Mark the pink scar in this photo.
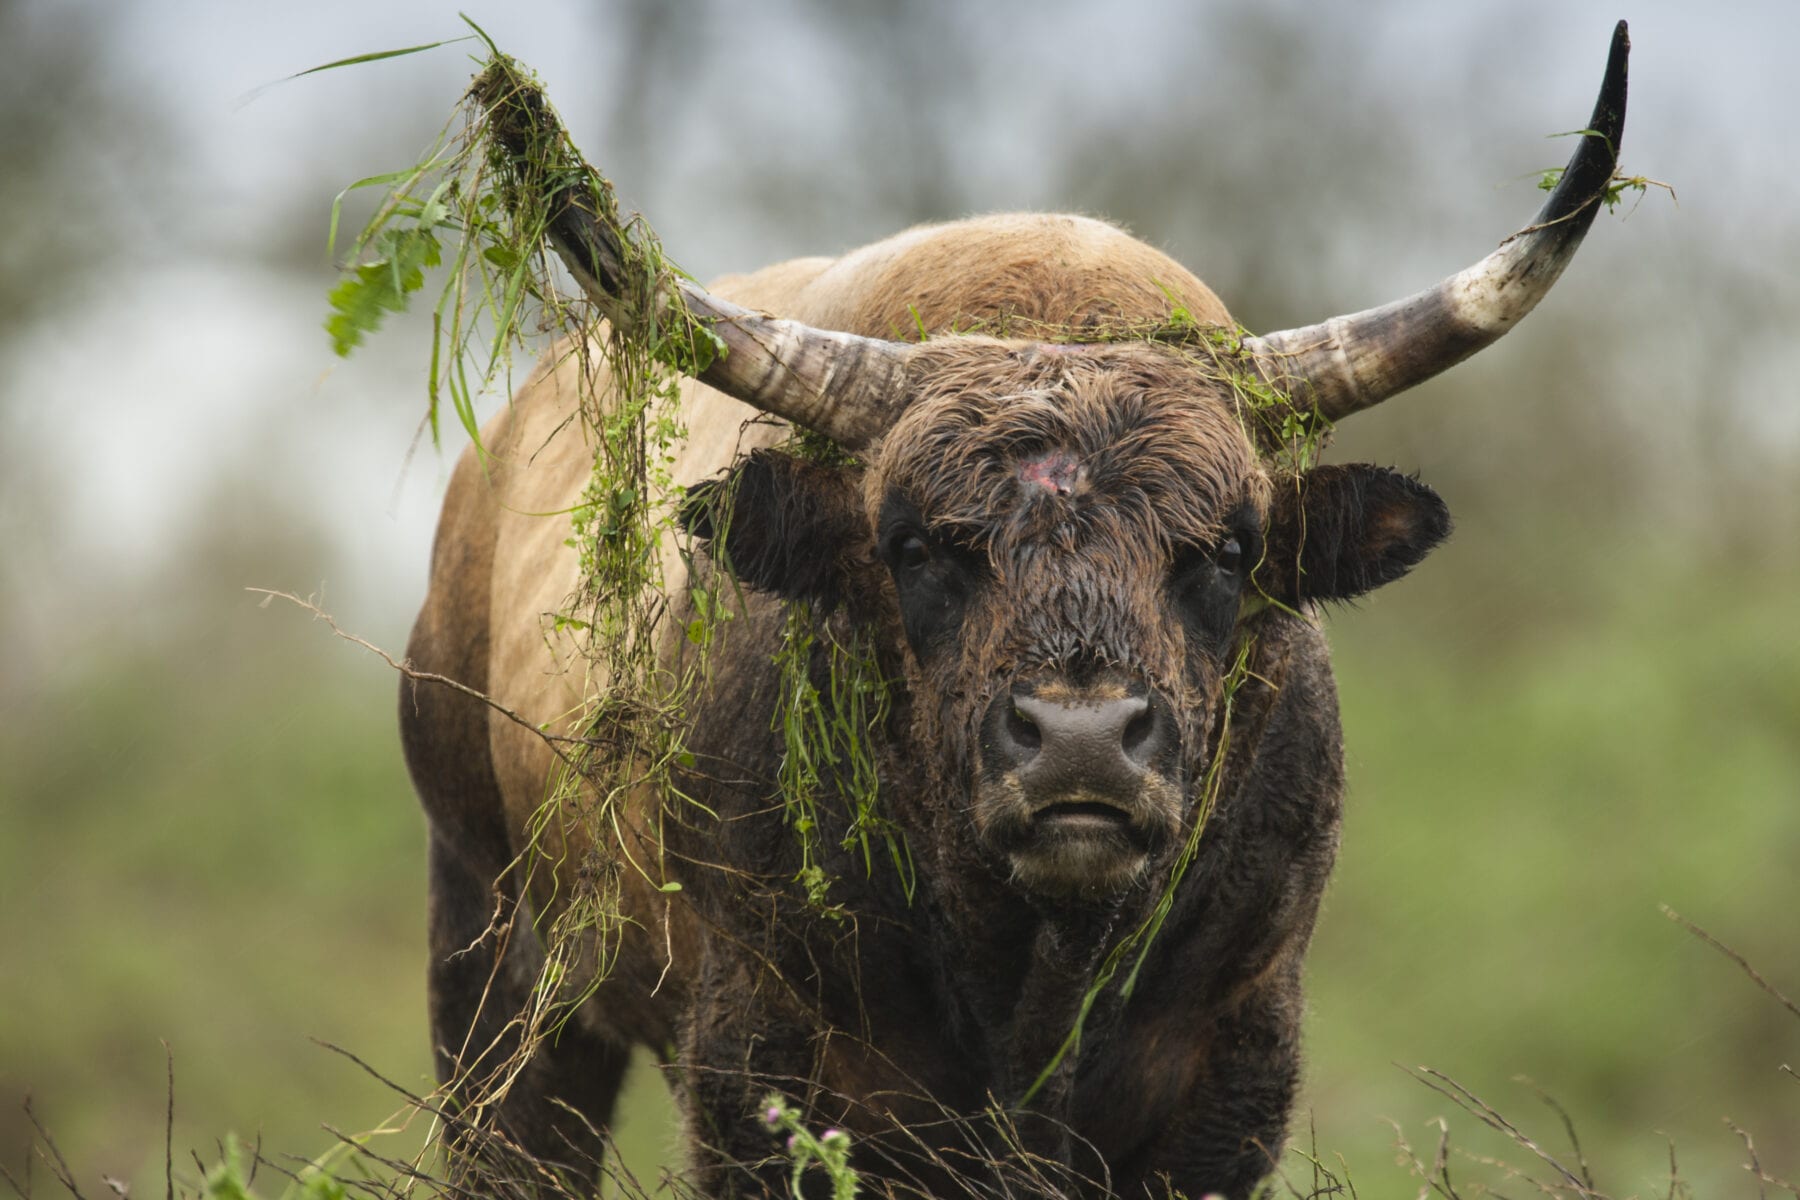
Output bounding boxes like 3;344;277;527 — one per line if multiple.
1019;452;1082;495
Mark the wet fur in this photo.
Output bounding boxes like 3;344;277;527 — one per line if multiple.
402;214;1446;1199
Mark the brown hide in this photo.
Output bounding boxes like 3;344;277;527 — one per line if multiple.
405;212;1292;1195
404;27;1628;1194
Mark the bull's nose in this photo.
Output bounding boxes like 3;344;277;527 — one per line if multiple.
989;689;1173;797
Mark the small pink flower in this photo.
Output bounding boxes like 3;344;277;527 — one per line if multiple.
762;1105;783;1130
821;1129;845;1143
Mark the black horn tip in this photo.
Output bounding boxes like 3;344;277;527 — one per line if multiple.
1535;20;1631;230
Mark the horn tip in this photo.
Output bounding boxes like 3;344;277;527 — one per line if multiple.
1531;21;1630;230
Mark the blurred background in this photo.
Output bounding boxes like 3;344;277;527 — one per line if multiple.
2;0;1794;1195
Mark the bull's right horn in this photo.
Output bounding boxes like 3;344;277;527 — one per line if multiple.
674;285;916;452
546;192;917;449
1243;20;1630;423
476;70;915;452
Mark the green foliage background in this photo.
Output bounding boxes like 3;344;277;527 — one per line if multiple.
1;2;1795;1197
9;533;1790;1196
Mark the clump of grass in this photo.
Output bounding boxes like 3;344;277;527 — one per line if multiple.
1536;127;1676;216
318;34;732;1147
772;601;914;919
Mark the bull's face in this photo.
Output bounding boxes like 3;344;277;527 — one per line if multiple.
870;345;1266;895
687;341;1449;898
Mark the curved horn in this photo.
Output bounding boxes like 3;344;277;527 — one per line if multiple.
1243;20;1630;422
475;70;913;452
549;207;915;450
676;285;915;451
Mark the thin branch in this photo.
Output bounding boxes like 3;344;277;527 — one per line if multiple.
1403;1067;1595;1197
0;1151;31;1200
1513;1076;1595;1194
1658;1133;1687;1200
19;1101;84;1200
1451;1147;1570;1200
1662;906;1800;1020
311;1041;439;1115
161;1042;174;1200
1727;1121;1800;1198
248;588;581;766
1426;1117;1461;1200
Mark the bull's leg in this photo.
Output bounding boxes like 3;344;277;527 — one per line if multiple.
676;944;1046;1200
1111;993;1296;1200
673;947;817;1199
426;832;632;1186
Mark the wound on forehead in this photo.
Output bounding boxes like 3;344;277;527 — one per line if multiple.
1018;451;1083;496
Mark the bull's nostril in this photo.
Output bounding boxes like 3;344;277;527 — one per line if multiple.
1121;705;1155;758
1007;704;1042;753
989;689;1172;784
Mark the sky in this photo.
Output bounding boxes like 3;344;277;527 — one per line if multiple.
3;0;1795;673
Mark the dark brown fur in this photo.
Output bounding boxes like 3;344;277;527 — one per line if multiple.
401;214;1448;1199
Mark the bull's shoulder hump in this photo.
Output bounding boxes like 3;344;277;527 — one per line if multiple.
786;212;1233;338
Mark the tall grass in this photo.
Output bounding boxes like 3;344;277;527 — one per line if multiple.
3;550;1794;1197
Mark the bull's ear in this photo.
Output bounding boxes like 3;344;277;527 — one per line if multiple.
680;449;869;610
1255;464;1451;606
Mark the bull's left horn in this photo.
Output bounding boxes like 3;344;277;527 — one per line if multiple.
1243;20;1630;422
475;68;914;451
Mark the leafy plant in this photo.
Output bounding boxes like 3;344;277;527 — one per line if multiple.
761;1095;860;1200
1536;127;1676;215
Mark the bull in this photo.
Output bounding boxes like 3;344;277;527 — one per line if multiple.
398;23;1628;1200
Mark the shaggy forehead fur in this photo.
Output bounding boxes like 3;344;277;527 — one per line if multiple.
869;339;1272;561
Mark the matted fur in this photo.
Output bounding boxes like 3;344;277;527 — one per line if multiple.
402;212;1436;1200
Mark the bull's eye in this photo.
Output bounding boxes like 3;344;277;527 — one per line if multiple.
1171;531;1255;658
1215;535;1243;574
878;495;983;659
890;531;932;573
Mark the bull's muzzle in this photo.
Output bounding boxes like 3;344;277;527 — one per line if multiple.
976;682;1184;895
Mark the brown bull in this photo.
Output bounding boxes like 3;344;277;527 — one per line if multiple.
399;25;1629;1200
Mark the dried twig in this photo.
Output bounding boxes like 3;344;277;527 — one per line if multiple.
1659;1134;1685;1200
248;588;582;767
1403;1067;1596;1198
1727;1121;1800;1198
0;1141;31;1200
20;1100;84;1200
1513;1077;1595;1195
1661;905;1800;1020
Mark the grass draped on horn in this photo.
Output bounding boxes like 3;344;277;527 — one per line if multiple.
323;28;920;1093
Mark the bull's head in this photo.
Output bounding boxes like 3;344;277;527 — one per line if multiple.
517;25;1628;896
686;340;1453;896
